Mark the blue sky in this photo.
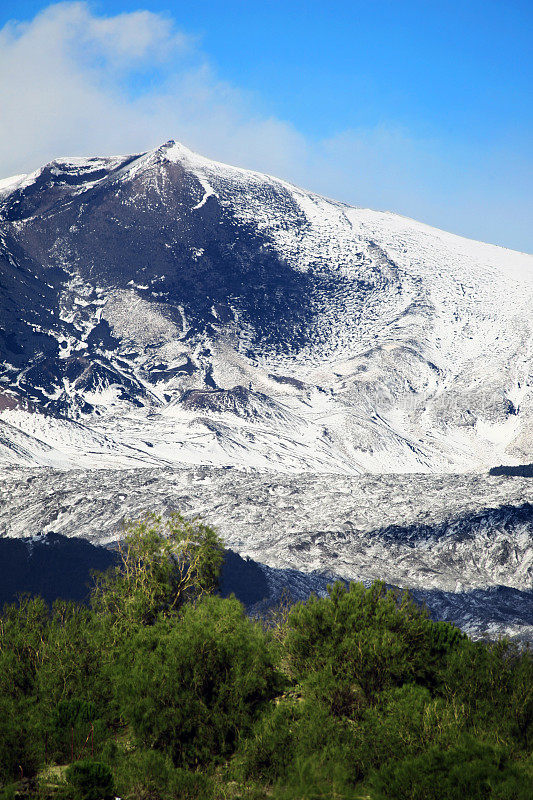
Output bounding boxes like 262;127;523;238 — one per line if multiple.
0;1;532;252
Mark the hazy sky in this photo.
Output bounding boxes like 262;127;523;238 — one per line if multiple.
0;1;531;253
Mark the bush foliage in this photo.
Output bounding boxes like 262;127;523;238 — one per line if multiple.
0;512;531;799
65;760;114;800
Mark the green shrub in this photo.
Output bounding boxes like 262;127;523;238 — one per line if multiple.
113;748;173;800
91;513;224;629
369;738;532;800
114;748;214;800
168;767;213;800
0;595;49;700
350;684;465;777
236;697;360;789
285;581;464;704
272;754;357;800
443;638;533;749
301;665;367;718
65;759;114;800
235;701;300;783
114;594;283;766
0;696;41;782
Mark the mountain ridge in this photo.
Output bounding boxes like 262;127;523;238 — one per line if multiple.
1;140;533;473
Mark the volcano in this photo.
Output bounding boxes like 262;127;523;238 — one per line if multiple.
0;140;532;473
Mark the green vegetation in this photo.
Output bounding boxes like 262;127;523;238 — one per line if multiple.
64;761;114;800
0;513;531;799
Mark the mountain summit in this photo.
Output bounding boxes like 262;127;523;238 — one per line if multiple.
1;141;532;472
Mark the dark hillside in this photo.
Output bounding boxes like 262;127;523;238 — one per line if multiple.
490;464;533;477
0;533;118;606
0;534;269;608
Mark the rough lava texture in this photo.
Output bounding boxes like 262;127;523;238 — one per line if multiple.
0;466;532;639
0;141;532;637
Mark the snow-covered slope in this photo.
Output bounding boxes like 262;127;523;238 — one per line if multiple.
0;140;532;472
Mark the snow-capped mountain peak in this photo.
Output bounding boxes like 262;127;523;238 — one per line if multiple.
0;141;532;473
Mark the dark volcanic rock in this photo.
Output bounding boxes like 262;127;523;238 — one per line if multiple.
180;386;288;419
490;464;533;477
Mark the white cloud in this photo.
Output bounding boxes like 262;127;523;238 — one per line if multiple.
0;2;531;252
0;2;305;176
